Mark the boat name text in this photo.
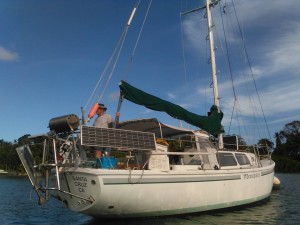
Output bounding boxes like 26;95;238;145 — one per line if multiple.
72;176;88;192
243;173;260;179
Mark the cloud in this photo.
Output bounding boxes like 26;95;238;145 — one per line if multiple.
260;80;300;115
265;22;300;74
143;108;153;114
0;46;19;61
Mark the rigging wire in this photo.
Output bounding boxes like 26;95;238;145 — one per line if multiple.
97;27;129;102
97;0;141;103
218;1;238;135
180;1;188;83
123;0;152;81
132;0;151;56
231;0;272;141
84;28;127;110
217;1;244;137
84;0;141;110
213;0;270;142
218;2;237;101
230;2;263;142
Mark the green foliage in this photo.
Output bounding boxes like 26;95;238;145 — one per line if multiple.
272;120;300;172
272;154;300;173
237;136;248;150
0;139;21;171
273;120;300;160
256;138;273;156
257;138;274;148
0;135;43;173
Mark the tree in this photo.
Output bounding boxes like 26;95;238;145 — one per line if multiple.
257;138;274;156
0;134;45;173
17;134;31;145
257;138;273;147
274;121;300;160
0;139;19;171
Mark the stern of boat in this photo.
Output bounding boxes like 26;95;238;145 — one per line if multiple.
52;169;100;212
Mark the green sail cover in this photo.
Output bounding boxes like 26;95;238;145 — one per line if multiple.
119;80;224;136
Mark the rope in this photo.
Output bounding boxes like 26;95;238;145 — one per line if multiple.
126;151;147;184
128;167;146;184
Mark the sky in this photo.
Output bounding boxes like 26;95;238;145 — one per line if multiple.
1;0;300;145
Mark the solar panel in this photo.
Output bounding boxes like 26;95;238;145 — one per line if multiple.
80;125;156;151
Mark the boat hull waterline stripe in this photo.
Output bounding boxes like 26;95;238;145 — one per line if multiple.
102;174;241;185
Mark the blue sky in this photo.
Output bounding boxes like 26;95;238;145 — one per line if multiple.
1;0;300;145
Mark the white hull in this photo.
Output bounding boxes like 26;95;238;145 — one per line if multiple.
55;160;274;218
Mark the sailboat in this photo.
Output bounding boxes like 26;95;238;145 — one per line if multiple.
16;0;275;218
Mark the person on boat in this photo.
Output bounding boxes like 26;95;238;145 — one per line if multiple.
93;103;121;128
92;103;119;158
93;103;114;128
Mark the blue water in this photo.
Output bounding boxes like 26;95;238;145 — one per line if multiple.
0;173;299;225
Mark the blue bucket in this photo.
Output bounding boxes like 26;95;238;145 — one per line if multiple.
96;157;117;169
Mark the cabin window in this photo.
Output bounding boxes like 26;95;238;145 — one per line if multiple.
217;153;237;166
235;153;250;165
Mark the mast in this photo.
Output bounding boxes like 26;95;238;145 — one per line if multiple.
206;0;224;149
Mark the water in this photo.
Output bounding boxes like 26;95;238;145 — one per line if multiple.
0;173;299;225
